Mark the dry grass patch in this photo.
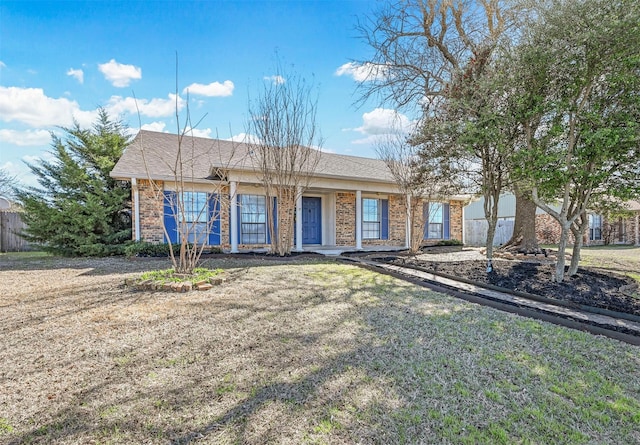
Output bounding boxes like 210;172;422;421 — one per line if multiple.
0;254;638;444
578;245;640;284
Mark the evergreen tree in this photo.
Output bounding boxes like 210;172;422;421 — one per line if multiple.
17;109;132;255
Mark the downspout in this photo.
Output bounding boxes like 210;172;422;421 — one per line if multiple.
356;190;362;250
405;194;411;249
132;178;140;241
635;214;639;246
295;186;303;252
230;181;239;253
461;203;466;245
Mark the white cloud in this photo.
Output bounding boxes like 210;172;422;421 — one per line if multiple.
335;62;388;82
0;61;6;69
182;80;234;97
225;133;260;144
106;93;185;118
66;68;84;84
141;121;167;132
98;59;142;87
2;152;55;189
22;151;55;165
264;75;285;85
355;108;414;135
185;127;212;139
351;108;416;144
0;129;51;146
0;86;96;127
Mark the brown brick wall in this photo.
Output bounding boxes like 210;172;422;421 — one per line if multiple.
417;199;464;246
362;194;406;247
135;184;468;250
602;213;640;245
276;188;296;248
335;192;356;246
137;180;165;243
535;214;575;245
449;200;463;242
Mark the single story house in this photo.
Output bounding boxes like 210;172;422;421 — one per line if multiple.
464;193;640;246
110;130;468;253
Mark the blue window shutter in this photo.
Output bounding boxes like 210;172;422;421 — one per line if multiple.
269;196;277;244
208;193;221;245
423;202;430;239
443;203;450;240
381;199;389;240
163;191;178;244
235;195;242;244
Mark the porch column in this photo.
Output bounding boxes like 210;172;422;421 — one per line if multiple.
405;194;411;249
131;177;140;241
295;188;303;252
636;214;639;246
461;203;466;245
230;181;239;253
356;190;362;250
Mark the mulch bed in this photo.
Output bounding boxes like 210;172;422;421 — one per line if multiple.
389;258;640;317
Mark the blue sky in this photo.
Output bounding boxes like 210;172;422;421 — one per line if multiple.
0;0;415;189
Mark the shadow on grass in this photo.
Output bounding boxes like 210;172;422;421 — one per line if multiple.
5;262;639;444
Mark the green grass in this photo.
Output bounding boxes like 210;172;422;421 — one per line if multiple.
543;245;640;285
0;250;51;259
2;258;639;444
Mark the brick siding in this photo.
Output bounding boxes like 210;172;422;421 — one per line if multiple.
135;183;466;249
335;192;356;246
137;179;165;243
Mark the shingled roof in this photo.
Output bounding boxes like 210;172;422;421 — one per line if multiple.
110;130;395;183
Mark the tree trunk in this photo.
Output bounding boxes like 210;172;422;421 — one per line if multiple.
554;224;570;282
502;187;540;253
484;187;500;273
486;218;497;272
568;211;588;276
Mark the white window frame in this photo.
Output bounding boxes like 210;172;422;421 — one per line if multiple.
589;214;603;241
362;198;381;239
179;191;208;244
240;194;267;244
426;202;444;239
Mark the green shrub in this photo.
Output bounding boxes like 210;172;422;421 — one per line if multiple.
124;241;174;257
124;241;222;257
436;239;463;246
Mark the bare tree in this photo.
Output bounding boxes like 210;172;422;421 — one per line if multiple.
137;130;237;275
134;62;239;274
246;65;323;256
376;129;461;253
355;0;515;112
357;0;521;272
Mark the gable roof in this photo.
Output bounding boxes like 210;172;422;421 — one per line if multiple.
110;130;395;184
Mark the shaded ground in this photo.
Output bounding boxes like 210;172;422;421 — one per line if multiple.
392;258;640;316
1;254;639;444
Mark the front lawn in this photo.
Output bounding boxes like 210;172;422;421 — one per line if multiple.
578;245;640;283
0;256;638;444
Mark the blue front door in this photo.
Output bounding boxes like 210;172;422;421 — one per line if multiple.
302;197;322;244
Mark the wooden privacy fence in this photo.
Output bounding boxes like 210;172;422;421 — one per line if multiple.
0;211;28;252
465;219;514;247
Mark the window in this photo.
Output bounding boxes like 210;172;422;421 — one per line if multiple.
241;195;267;244
426;203;443;239
179;191;208;244
363;198;380;239
589;214;602;241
